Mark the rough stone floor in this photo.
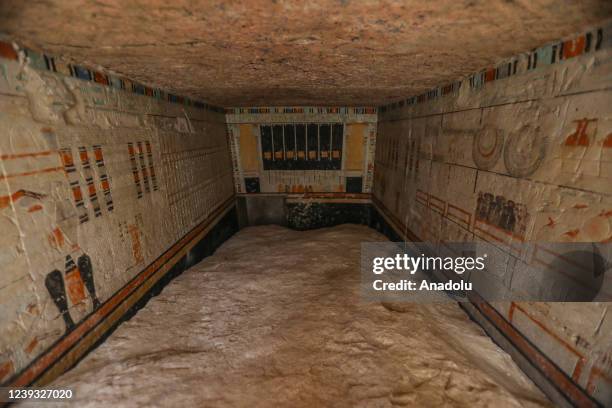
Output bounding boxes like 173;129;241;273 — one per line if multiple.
27;225;551;407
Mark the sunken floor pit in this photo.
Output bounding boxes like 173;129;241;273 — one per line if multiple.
20;225;549;408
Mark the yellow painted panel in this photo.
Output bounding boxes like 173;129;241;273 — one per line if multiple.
239;124;259;172
345;123;366;171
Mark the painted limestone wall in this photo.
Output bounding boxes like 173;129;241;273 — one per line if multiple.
226;107;377;196
374;25;612;404
0;41;234;384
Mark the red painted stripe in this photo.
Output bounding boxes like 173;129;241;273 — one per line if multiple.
6;196;235;388
471;293;597;408
372;196;602;407
0;151;55;160
0;167;63;181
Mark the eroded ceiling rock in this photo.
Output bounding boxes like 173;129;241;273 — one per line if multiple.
1;0;611;106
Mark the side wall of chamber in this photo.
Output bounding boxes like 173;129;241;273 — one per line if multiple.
0;41;235;386
373;24;612;406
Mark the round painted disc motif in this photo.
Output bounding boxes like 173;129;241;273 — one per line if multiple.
504;125;547;177
472;127;504;170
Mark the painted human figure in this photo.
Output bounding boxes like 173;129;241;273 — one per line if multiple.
482;193;495;222
45;270;75;333
500;200;516;233
44;252;100;333
78;254;101;309
489;195;506;227
476;192;488;220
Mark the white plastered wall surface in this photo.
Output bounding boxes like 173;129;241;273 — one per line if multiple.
0;43;234;382
374;25;612;404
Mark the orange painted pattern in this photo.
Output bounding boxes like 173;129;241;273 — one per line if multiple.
58;150;74;168
0;41;18;60
586;366;612;395
71;186;83;202
65;269;87;306
0;360;14;382
428;193;445;214
0;167;63;181
0;190;46;210
373;197;604;406
471;295;598;408
564;118;597;147
128;224;144;264
24;338;38;355
48;228;65;249
446;204;472;229
27;204;43;213
509;302;586;381
0;151;55;160
563;36;586;59
94;149;104;162
5;197;235;388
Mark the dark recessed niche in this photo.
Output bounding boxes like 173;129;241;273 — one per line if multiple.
244;177;260;193
346;176;363;193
